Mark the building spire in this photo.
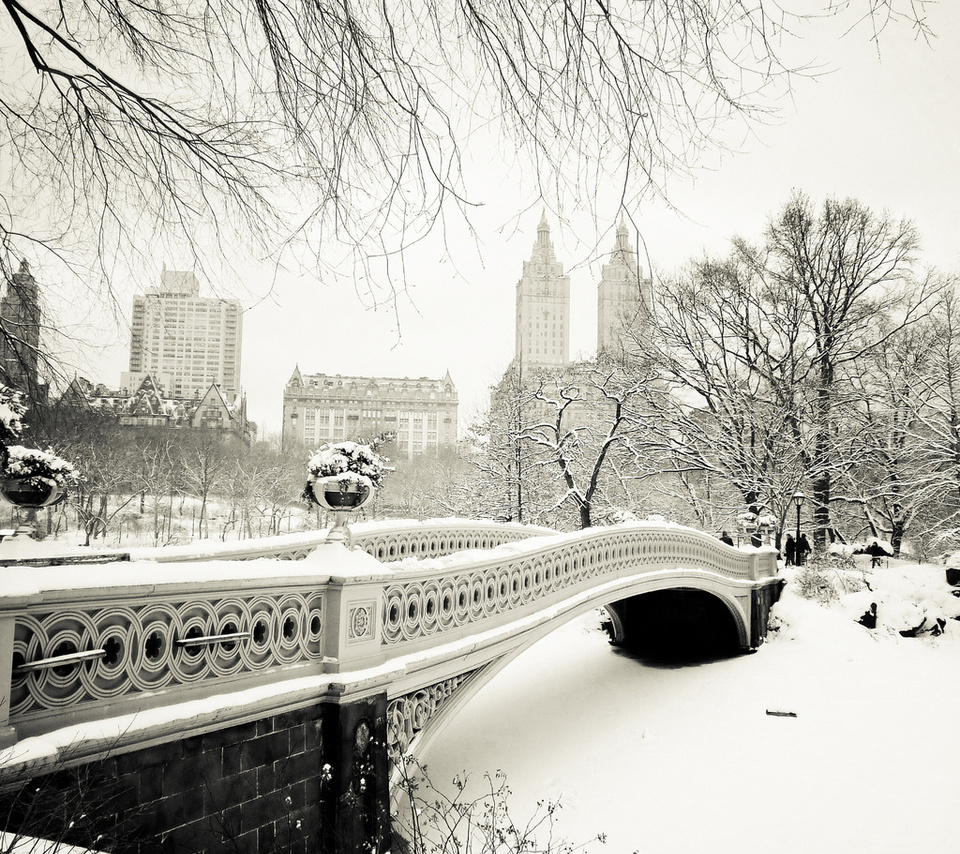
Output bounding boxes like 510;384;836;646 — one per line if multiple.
537;209;550;246
530;210;557;264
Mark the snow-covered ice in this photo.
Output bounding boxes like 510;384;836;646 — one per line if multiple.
419;558;960;853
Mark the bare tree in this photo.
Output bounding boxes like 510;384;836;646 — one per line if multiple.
865;282;960;556
229;441;306;536
517;360;652;529
632;256;808;540
746;192;935;547
178;432;234;537
467;363;554;524
375;449;473;520
0;0;930;304
632;196;939;548
834;318;936;553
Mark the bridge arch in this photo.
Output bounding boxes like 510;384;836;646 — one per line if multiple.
380;534;778;767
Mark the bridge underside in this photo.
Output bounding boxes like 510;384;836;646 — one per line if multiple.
603;589;745;661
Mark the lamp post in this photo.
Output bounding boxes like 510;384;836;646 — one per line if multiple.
287;410;298;450
792;491;805;563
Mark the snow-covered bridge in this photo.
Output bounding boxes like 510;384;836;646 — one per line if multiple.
0;519;781;853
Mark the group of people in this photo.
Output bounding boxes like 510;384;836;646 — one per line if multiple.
719;530;811;565
782;533;811;566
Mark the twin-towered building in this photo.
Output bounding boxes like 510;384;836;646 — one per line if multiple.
515;212;651;370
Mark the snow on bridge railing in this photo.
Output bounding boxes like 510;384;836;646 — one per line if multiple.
0;520;556;772
126;518;557;563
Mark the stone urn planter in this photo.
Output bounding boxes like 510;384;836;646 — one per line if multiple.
0;477;63;509
310;475;373;512
303;441;389;545
309;476;373;544
0;477;65;539
0;446;77;539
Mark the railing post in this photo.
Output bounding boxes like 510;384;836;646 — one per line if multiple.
322;553;388;673
0;612;16;747
319;692;391;853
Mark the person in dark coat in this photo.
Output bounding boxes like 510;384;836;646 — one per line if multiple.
720;530;734;546
784;533;796;566
865;539;889;568
796;533;811;565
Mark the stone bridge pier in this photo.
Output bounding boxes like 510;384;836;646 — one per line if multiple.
0;520;783;853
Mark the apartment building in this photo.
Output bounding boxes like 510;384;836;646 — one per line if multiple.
282;368;458;458
129;269;242;401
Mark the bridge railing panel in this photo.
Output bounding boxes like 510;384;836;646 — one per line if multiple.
375;524;778;651
0;562;338;745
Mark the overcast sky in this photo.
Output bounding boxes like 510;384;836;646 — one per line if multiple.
85;2;960;440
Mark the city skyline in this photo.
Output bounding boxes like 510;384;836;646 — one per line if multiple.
45;0;960;439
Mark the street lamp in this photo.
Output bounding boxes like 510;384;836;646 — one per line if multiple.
792;491;805;556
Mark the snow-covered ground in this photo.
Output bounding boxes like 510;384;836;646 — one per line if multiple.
419;558;960;853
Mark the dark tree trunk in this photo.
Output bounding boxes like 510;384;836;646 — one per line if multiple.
890;518;905;557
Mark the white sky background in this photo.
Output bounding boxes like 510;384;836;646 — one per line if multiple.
80;2;960;439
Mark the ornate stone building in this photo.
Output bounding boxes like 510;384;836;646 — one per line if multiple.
515;213;570;368
282;369;458;458
0;260;43;400
59;374;255;445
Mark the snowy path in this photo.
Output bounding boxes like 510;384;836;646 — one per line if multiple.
421;583;960;853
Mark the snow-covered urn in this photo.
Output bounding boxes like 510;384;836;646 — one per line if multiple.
0;445;79;538
303;441;390;542
1;445;79;507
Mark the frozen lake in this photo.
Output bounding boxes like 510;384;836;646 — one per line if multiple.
420;597;960;853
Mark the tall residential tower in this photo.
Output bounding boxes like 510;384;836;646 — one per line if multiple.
597;220;650;358
128;269;243;401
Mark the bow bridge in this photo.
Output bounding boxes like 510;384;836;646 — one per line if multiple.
0;519;781;853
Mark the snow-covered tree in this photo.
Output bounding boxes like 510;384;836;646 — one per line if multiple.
516;360;654;529
629;255;808;541
751;193;937;547
629;194;940;548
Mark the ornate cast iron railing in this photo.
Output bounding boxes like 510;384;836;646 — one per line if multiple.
379;524;776;647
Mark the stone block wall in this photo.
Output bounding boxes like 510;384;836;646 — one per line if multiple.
0;707;326;853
